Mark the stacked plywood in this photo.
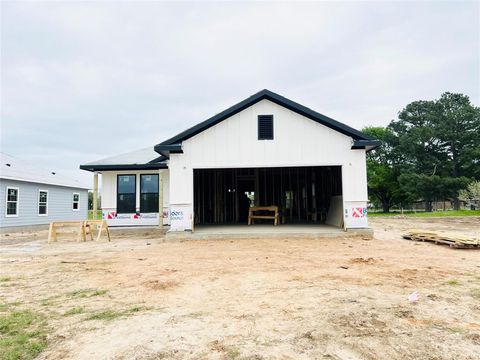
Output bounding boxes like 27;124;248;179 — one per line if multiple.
403;229;480;249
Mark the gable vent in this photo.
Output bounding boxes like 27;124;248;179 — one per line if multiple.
258;115;274;140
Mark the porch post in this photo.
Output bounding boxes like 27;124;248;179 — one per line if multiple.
158;170;163;228
93;172;99;219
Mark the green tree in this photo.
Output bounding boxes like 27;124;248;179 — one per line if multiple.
389;100;445;175
399;174;470;211
363;126;407;212
459;180;480;207
435;93;480;209
388;92;479;210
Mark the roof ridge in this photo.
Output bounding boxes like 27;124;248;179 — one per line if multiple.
155;89;374;153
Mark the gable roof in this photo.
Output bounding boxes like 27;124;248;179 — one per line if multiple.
155;89;380;156
1;152;90;189
80;147;167;172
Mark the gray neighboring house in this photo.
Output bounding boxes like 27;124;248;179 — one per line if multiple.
0;153;90;228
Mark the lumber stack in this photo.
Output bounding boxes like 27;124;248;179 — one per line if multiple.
403;229;480;249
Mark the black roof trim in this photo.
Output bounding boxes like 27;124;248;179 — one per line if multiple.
153;143;183;156
155;89;375;153
148;155;168;164
351;139;382;151
79;163;168;172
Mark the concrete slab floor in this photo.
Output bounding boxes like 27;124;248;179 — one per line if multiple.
167;224;373;240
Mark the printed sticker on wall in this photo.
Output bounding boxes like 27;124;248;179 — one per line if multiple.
351;207;367;218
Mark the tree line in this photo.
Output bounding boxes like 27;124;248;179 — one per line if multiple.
363;92;480;212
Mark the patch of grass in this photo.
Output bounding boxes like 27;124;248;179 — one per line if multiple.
446;279;461;286
86;310;123;321
0;309;48;360
63;307;85;317
369;209;480;217
0;302;21;313
40;289;108;307
0;277;12;283
66;288;108;299
226;347;241;359
471;289;480;300
40;298;56;307
86;306;149;322
128;306;148;313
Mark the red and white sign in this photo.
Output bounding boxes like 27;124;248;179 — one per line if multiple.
351;207;366;218
343;202;368;228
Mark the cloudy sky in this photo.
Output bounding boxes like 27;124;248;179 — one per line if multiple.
1;1;478;185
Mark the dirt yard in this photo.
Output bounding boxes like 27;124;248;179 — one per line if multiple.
1;217;479;360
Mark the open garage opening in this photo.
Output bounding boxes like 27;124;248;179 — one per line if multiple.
193;166;343;227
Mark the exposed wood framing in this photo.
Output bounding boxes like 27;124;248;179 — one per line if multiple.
193;166;342;225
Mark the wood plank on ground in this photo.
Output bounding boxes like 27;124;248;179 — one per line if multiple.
403;229;480;249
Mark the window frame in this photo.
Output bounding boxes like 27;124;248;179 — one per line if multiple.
72;192;80;211
116;174;137;214
140;173;159;213
38;189;48;216
5;186;19;218
257;114;274;140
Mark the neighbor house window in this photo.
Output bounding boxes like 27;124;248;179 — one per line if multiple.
38;190;48;216
5;187;19;217
72;193;80;211
258;115;274;140
140;174;159;213
117;175;136;213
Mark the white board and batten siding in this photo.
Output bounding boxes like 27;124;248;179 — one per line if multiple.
0;179;88;228
168;99;369;231
101;169;170;226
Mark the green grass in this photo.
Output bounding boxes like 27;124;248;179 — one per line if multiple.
86;306;149;321
65;288;108;299
87;210;102;220
0;277;12;283
63;307;85;317
86;310;122;321
41;288;108;306
368;209;480;218
445;279;461;286
0;309;48;360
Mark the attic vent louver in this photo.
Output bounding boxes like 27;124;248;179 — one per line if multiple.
51;172;56;175
6;163;11;167
258;115;274;140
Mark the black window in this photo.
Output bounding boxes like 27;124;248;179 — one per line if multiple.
140;174;159;213
38;190;48;215
72;193;80;210
258;115;274;140
117;175;136;213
